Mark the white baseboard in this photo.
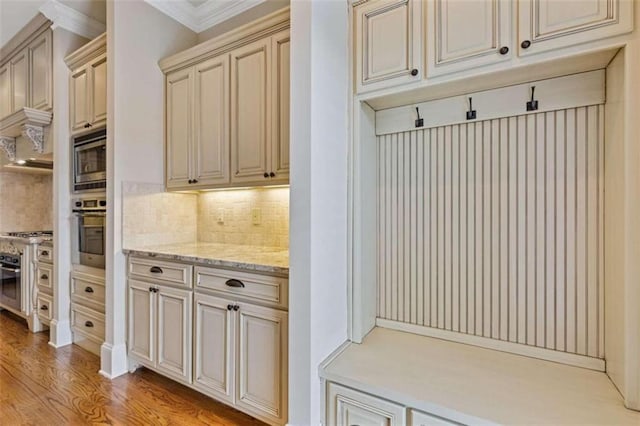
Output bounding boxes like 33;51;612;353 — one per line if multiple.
49;319;73;347
99;342;129;379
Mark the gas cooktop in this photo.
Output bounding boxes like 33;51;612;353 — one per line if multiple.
3;231;53;239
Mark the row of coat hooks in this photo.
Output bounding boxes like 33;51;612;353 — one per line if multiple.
414;86;540;128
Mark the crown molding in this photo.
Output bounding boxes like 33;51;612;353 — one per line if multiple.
39;0;106;40
145;0;268;33
64;32;106;70
0;14;52;63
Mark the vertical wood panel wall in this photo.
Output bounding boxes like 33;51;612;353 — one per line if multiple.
377;106;604;359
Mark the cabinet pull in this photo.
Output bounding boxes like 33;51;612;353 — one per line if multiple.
499;46;509;55
40;305;48;311
41;250;49;256
263;172;269;178
149;286;154;292
227;304;233;311
225;279;245;288
410;68;418;76
269;172;275;178
233;305;240;311
193;179;198;183
40;274;48;280
84;286;94;293
521;40;531;49
149;266;163;274
85;321;94;328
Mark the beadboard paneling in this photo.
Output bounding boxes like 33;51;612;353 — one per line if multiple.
377;105;604;359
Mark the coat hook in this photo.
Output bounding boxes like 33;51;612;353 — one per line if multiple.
466;97;476;120
526;86;539;111
415;107;424;128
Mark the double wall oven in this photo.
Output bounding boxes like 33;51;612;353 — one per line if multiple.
73;197;106;269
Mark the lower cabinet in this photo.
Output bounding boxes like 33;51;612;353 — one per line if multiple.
327;383;459;426
128;279;193;384
194;292;288;425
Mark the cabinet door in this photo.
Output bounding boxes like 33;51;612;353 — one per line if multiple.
89;54;107;127
426;0;512;77
194;293;235;404
193;56;230;187
128;280;155;365
156;285;192;383
354;0;422;93
0;64;10;118
327;383;406;426
10;51;28;112
270;31;290;183
230;38;271;184
70;67;90;132
29;30;52;110
166;68;193;188
236;303;287;424
518;0;634;56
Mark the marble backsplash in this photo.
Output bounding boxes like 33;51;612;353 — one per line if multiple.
122;183;289;249
0;171;53;232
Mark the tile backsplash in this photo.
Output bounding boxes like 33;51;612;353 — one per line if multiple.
198;187;289;248
122;183;289;249
0;171;53;232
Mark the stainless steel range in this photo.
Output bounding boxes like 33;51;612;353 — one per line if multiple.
0;252;22;312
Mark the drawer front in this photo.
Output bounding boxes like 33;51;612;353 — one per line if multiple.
36;293;53;321
327;383;406;426
36;263;53;290
410;409;459;426
71;303;105;342
129;257;193;288
196;266;287;308
37;245;53;263
71;273;105;311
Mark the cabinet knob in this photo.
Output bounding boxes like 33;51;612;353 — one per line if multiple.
188;179;193;184
227;304;233;311
263;172;269;178
233;305;240;311
193;179;198;183
499;46;509;55
149;286;154;292
41;250;49;256
269;172;275;178
85;286;94;293
40;274;48;280
85;321;94;328
40;305;48;311
521;40;531;49
410;68;419;76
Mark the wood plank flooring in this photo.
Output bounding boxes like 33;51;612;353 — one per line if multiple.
0;311;266;426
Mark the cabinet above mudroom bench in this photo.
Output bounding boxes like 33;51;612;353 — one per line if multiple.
159;9;290;191
353;0;634;94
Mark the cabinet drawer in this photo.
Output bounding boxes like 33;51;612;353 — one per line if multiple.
36;293;53;321
410;409;458;426
36;263;53;290
195;266;287;308
128;257;192;288
71;272;105;311
37;245;53;263
71;303;105;342
327;383;406;426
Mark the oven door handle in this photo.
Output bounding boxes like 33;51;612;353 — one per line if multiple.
0;265;20;273
73;210;107;216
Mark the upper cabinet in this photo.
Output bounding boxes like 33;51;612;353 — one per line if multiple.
0;25;52;120
354;0;422;93
518;0;634;55
426;0;512;77
161;8;290;191
65;33;107;134
352;0;634;94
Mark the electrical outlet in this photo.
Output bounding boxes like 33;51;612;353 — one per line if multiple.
251;208;261;225
217;208;224;223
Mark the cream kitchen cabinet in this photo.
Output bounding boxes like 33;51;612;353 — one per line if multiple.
518;0;634;56
426;0;512;77
28;30;53;111
164;30;289;190
0;64;10;118
128;278;193;384
9;50;28;113
165;55;230;190
354;0;422;93
327;383;406;426
65;33;107;134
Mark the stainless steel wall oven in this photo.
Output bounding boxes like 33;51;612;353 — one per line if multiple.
73;198;106;269
73;129;106;192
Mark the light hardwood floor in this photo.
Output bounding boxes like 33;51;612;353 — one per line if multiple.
0;311;266;425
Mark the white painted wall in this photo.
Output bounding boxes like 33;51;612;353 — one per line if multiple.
289;1;349;424
102;0;196;377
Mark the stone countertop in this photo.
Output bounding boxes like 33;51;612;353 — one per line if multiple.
0;235;52;245
123;242;289;276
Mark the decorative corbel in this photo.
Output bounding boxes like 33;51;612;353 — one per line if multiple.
22;124;45;153
0;136;16;161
